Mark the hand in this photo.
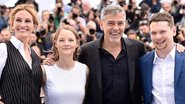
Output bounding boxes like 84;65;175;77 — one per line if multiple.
176;43;185;53
42;57;55;66
0;101;4;104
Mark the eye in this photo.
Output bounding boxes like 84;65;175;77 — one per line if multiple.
59;39;64;42
25;19;32;23
107;22;114;26
151;32;156;35
118;22;124;26
159;31;166;35
69;39;74;42
15;18;22;22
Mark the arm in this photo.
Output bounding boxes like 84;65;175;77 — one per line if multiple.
0;43;7;79
0;43;7;102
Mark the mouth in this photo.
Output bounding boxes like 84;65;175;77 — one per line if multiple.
17;28;29;32
156;40;165;46
110;33;120;37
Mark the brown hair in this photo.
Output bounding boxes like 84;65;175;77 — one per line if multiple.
51;25;80;61
9;4;38;32
149;12;174;28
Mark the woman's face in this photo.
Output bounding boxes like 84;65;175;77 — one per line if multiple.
12;10;35;41
55;29;78;57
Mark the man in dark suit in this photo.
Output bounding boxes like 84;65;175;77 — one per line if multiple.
78;3;146;104
139;12;185;104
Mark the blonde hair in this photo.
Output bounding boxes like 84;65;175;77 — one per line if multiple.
52;25;81;61
9;4;38;32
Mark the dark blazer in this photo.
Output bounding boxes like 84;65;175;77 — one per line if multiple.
139;50;185;104
78;37;146;104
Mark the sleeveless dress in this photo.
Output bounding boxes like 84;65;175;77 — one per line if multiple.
43;61;87;104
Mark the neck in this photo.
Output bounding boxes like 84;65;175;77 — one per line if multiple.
102;39;122;59
156;44;174;59
56;56;75;70
102;38;122;51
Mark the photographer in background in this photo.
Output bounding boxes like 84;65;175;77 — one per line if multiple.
85;20;97;43
53;2;64;28
0;26;12;43
37;20;53;56
175;25;185;46
0;4;8;32
62;4;86;33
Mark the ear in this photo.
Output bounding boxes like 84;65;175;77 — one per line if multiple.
99;20;104;31
172;26;176;36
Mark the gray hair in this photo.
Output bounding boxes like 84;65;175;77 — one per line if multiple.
100;3;126;21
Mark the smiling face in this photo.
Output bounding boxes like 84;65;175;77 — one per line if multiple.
11;10;35;41
150;21;176;53
100;13;125;44
55;29;78;57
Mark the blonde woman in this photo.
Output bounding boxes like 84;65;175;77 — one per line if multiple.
42;25;89;104
0;4;42;104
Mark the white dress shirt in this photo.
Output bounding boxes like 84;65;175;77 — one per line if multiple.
0;36;32;79
152;46;176;104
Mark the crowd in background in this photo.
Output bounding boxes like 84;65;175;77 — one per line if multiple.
1;0;185;58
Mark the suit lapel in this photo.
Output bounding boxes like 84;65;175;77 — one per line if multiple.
174;51;184;85
145;52;155;97
124;38;136;92
91;39;102;90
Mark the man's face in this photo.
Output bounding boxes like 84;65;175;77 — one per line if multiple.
1;29;11;42
150;21;176;52
162;3;172;12
100;13;125;44
139;24;150;35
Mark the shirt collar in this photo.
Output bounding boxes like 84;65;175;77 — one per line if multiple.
99;35;126;51
10;36;24;49
10;36;31;52
153;45;176;64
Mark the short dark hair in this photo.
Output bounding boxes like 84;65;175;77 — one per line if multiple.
149;12;174;28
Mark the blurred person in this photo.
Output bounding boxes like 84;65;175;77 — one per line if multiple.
63;4;86;33
81;1;91;18
138;19;152;43
175;25;185;46
37;20;53;53
14;0;39;12
53;2;64;28
0;4;8;31
0;27;12;43
160;0;182;24
126;29;138;40
85;20;97;42
139;0;161;13
86;8;103;39
41;10;50;23
29;32;46;59
42;25;89;104
139;12;185;104
0;4;43;104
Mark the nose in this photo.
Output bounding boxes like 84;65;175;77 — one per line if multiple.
20;21;26;27
113;24;119;30
64;40;69;46
154;33;162;41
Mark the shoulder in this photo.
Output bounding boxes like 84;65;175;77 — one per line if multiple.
76;61;87;68
42;64;55;72
0;43;7;51
81;39;99;49
124;38;145;47
76;61;89;74
140;51;155;62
